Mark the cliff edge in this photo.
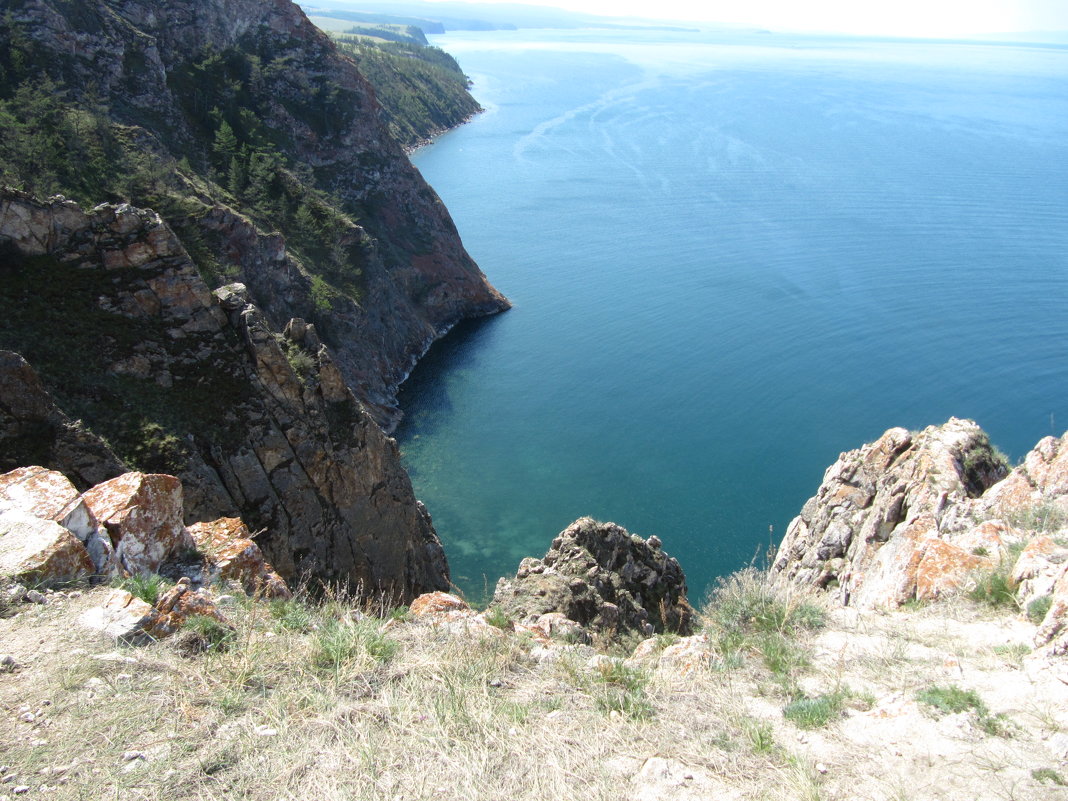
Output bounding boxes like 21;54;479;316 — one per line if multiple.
0;190;448;600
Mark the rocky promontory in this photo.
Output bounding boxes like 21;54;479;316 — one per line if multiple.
773;418;1068;654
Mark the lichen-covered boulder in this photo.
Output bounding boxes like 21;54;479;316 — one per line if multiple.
81;472;195;575
491;518;692;636
146;578;230;639
186;517;290;599
0;466;117;576
410;591;470;618
0;510;94;586
79;579;230;644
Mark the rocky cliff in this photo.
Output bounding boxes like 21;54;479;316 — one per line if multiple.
2;0;508;429
772;418;1068;654
0;190;448;600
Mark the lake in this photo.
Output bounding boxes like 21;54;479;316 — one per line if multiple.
398;28;1068;601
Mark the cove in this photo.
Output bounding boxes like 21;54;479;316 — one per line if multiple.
397;28;1068;601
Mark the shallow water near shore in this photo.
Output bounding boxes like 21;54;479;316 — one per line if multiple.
397;28;1068;601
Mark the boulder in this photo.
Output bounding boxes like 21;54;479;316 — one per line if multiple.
186;517;290;599
0;466;117;575
78;588;164;644
627;633;715;676
81;472;195;575
78;579;230;644
491;518;692;636
409;591;471;619
146;578;230;639
0;510;94;586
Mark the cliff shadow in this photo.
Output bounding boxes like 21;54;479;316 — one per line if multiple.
396;313;506;443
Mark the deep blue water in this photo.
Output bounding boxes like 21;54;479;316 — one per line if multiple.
397;29;1068;601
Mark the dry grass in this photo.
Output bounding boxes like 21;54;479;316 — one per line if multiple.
1;570;1065;801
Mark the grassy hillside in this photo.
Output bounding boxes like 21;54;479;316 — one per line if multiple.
0;568;1063;800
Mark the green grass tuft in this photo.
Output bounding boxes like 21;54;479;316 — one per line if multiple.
1032;768;1068;786
1026;595;1053;625
916;684;1010;736
783;692;845;729
114;573;170;606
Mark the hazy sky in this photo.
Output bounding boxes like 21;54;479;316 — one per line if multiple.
426;0;1068;36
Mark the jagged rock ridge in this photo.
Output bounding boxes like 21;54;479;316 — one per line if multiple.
491;517;692;636
772;418;1068;654
0;191;448;601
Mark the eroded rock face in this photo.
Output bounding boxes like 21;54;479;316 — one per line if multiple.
10;0;509;430
0;192;449;601
491;518;692;636
771;419;1011;607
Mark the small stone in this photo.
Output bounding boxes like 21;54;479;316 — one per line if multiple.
1;777;13;784
23;590;46;605
253;725;278;737
67;591;82;599
0;655;16;671
816;763;828;774
12;787;28;795
121;751;144;762
115;673;133;681
18;713;34;724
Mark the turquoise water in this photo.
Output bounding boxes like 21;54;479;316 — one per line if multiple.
398;29;1068;600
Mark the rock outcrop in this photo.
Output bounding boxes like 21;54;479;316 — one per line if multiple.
772;420;1068;654
0;191;449;601
771;419;1011;607
0;465;287;603
6;0;509;429
491;518;692;636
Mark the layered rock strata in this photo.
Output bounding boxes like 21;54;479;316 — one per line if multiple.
492;517;693;636
0;192;448;600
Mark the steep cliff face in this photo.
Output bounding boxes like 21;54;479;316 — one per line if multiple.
0;190;449;600
3;0;508;428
